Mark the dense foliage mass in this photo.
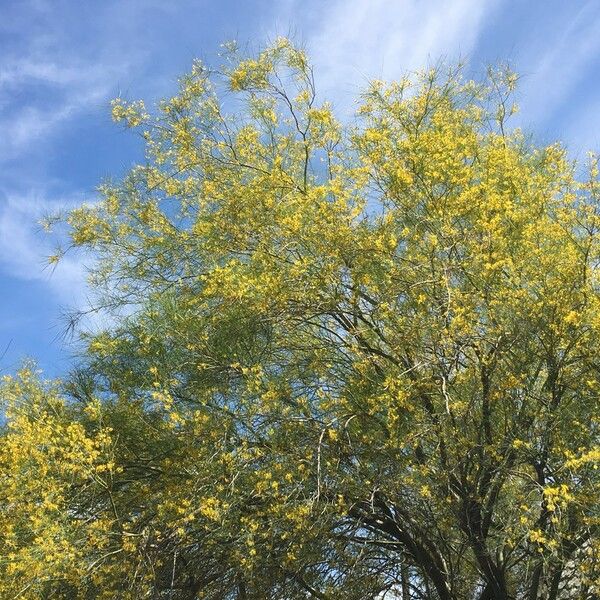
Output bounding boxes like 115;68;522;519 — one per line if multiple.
1;39;599;599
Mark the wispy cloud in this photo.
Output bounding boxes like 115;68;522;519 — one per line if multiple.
0;192;89;306
0;1;146;317
0;92;106;162
516;1;600;138
0;55;131;162
302;0;503;112
0;58;98;88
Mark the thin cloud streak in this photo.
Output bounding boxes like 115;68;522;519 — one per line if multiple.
303;0;503;112
0;55;132;162
0;192;89;306
516;1;600;135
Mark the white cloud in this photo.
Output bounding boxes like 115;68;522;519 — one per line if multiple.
0;59;94;88
0;192;89;307
0;56;129;161
0;96;99;161
517;2;600;131
0;2;173;335
302;0;502;112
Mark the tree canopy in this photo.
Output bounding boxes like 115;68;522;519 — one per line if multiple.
1;39;599;599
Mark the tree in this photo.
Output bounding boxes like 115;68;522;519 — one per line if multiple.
1;38;599;599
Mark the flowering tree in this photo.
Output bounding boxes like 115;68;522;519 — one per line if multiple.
1;39;599;599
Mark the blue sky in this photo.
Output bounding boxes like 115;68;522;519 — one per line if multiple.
1;0;599;377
